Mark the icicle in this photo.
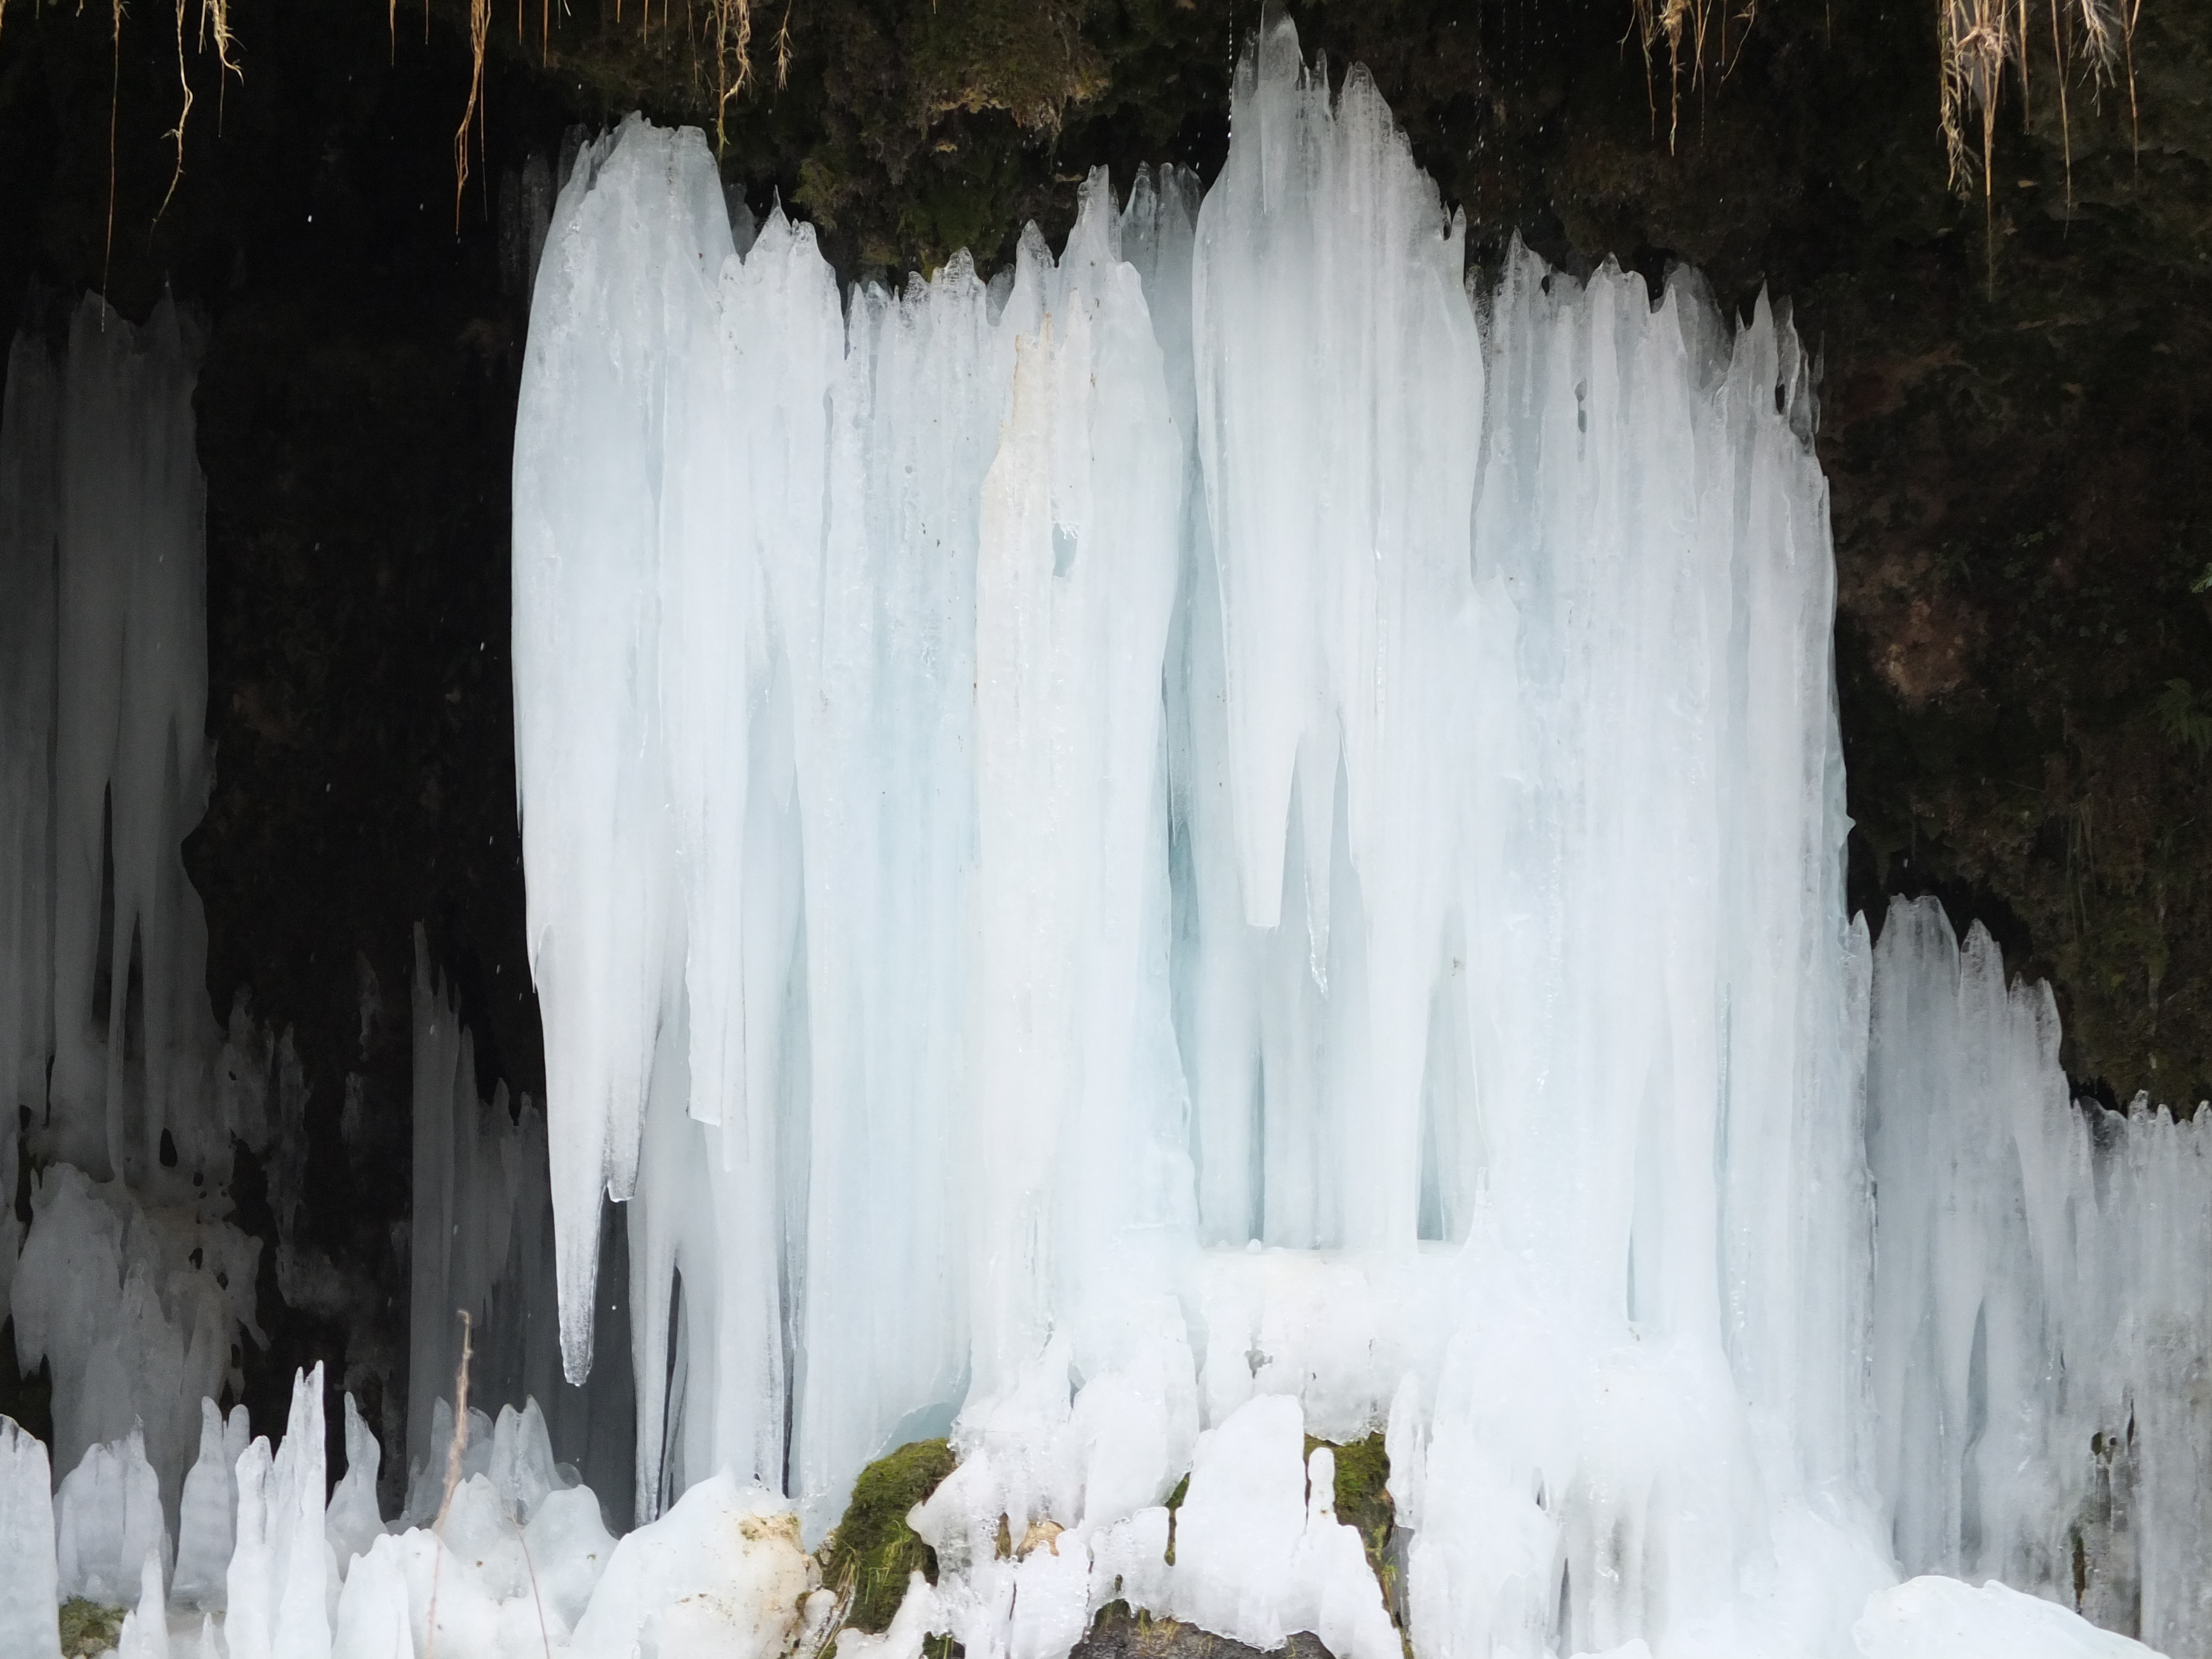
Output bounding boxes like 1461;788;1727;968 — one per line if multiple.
1866;896;2212;1651
173;1398;249;1609
0;1416;62;1658
226;1365;331;1659
54;1424;172;1606
45;294;219;1183
512;117;730;1380
114;1550;173;1659
325;1394;386;1581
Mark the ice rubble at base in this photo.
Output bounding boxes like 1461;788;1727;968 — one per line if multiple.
0;1371;831;1659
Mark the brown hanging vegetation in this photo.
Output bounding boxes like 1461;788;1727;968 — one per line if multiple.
1627;0;2139;206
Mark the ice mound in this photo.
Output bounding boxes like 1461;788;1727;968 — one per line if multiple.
1854;1577;2162;1658
55;1424;172;1605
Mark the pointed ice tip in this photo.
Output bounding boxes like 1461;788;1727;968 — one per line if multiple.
561;1315;596;1388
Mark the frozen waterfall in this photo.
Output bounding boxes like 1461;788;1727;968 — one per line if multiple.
494;12;2158;1659
0;9;2205;1659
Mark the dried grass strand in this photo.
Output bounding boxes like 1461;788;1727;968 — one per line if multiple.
455;0;490;228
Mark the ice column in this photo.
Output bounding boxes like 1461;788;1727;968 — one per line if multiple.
513;40;1885;1646
0;298;259;1524
226;1365;331;1659
405;924;531;1473
0;1415;62;1659
0;331;59;1311
46;296;220;1181
1190;18;1484;1249
511;118;729;1378
1867;895;2212;1655
966;172;1187;1401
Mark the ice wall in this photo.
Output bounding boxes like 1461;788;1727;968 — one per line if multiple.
1867;895;2212;1654
510;14;1897;1655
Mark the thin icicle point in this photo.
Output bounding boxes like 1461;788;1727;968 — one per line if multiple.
227;1365;331;1659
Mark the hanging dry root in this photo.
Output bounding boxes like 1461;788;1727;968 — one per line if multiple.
1939;0;2132;203
454;0;490;227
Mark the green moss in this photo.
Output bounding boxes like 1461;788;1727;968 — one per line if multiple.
908;0;1107;136
59;1599;126;1658
1161;1470;1190;1565
1307;1432;1401;1627
824;1437;960;1633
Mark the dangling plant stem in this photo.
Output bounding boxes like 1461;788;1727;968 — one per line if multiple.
454;0;489;230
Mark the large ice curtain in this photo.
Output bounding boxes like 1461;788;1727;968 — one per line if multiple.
509;11;1888;1654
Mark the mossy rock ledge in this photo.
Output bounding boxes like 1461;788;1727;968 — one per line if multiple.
58;1598;127;1658
825;1436;962;1634
831;1430;1400;1659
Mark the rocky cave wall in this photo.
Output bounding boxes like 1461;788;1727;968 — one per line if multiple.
1;0;2208;1474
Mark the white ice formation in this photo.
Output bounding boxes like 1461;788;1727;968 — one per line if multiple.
501;13;2205;1659
0;295;268;1522
1865;896;2212;1652
0;9;2206;1659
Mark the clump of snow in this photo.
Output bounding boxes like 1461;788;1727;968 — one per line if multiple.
1855;1577;2163;1659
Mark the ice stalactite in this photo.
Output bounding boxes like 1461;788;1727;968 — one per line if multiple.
1867;895;2212;1654
404;926;634;1521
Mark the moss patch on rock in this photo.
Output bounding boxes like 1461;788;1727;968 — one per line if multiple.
59;1599;126;1658
1076;1601;1334;1659
1307;1432;1394;1601
825;1437;960;1633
